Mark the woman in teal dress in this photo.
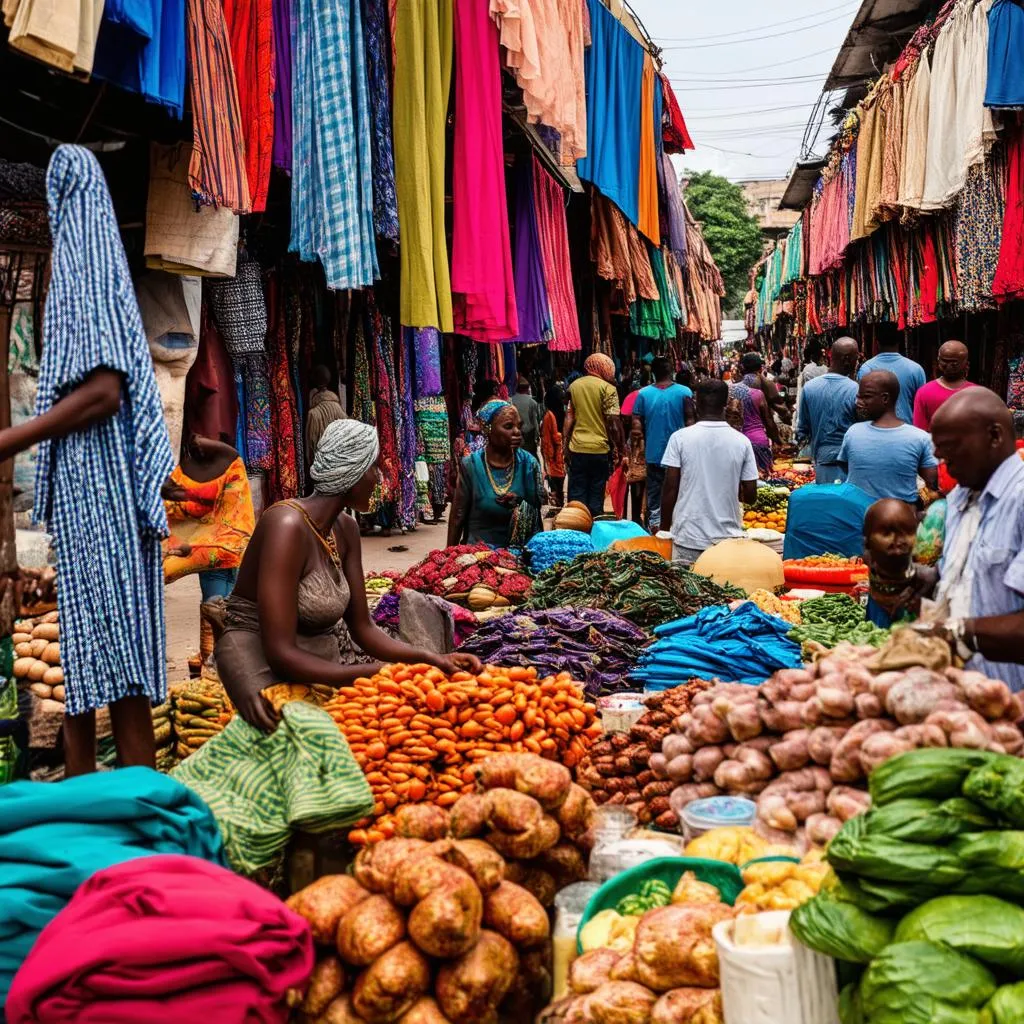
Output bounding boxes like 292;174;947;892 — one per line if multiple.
448;400;545;548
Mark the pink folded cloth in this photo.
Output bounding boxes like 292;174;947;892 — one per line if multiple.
6;854;313;1024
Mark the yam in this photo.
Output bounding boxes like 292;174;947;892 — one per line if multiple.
317;995;365;1024
29;639;48;658
13;657;33;679
448;793;491;839
397;997;452;1024
28;660;48;681
555;784;596;838
14;642;32;658
41;611;59;625
395;803;450;842
42;642;60;666
38;698;66;715
12;632;32;646
286;875;371;945
407;868;482;958
485;814;560;860
31;622;59;642
28;682;52;699
301;956;346;1017
392;855;468;907
354;838;430;896
43;667;64;687
435;930;518;1024
651;987;723;1024
437;839;505;893
336;894;407;966
569;950;622;994
352;941;431;1024
503;863;558;907
482;881;550;948
487;788;543;833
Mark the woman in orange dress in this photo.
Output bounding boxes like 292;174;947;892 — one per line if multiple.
540;385;566;512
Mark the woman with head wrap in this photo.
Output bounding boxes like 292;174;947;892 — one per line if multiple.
563;353;624;518
216;419;482;731
448;400;545;549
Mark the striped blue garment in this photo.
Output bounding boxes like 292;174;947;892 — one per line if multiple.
289;0;379;289
33;146;175;715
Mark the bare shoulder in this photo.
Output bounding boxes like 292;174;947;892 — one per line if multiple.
258;502;308;541
334;511;362;556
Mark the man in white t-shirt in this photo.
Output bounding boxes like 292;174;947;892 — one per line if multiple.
660;379;759;564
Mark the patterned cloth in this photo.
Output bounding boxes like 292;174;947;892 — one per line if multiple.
398;322;419;527
363;0;400;242
290;0;378;288
241;357;274;473
410;326;443;396
207;260;267;357
414;397;450;464
265;273;301;501
34;147;174;716
171;701;373;875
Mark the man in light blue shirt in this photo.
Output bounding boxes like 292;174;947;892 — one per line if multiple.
796;337;859;484
838;371;938;504
857;339;926;425
926;389;1024;692
633;357;692;530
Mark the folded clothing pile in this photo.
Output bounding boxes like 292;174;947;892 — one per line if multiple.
0;768;225;1013
5;855;313;1024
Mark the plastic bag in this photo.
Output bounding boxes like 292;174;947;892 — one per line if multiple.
894;895;1024;975
607;465;627;521
790;893;894;964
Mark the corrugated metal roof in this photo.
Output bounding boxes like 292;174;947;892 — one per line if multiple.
779;160;828;212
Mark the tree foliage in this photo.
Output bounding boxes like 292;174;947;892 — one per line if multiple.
683;170;764;318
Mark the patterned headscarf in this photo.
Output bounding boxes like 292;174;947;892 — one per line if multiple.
311;419;380;496
584;353;616;384
477;399;513;430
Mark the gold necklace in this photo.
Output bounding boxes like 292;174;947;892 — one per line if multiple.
281;500;341;567
484;454;515;496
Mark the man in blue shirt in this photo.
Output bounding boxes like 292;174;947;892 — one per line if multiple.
796;337;859;484
633;357;691;530
857;338;926;425
838;371;938;504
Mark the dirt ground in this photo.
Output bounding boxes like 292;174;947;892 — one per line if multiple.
163;521;450;677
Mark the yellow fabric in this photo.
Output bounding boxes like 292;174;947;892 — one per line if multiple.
7;0;104;73
569;375;620;455
636;54;660;247
394;0;454;332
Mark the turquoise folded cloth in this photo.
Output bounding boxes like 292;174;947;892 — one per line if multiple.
0;767;225;1013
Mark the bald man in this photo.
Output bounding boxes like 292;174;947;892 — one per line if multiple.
838;370;938;504
913;340;975;431
796;337;860;483
858;337;926;424
922;389;1024;691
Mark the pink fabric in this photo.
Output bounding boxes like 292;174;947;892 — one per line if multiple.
6;855;314;1024
452;0;518;342
533;157;582;351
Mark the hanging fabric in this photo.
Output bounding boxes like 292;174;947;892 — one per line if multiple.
363;0;400;243
533;157;581;351
993;120;1024;304
394;0;454;330
397;323;419;529
660;73;694;154
451;0;517;342
636;53;661;246
577;0;644;226
896;51;931;216
184;0;251;212
954;154;1004;312
264;273;301;502
223;0;275;212
290;0;378;288
271;0;293;172
509;159;552;344
985;0;1024;109
6;0;104;74
408;327;443;397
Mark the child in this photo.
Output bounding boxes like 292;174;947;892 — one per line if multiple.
863;498;923;628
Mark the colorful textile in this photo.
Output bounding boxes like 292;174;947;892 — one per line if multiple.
955;155;1004;312
367;300;401;508
458;447;544;547
630;244;675;340
394;0;454;329
271;0;293;172
185;302;239;444
172;702;373;874
509;159;552;344
637;54;660;246
398;318;419;527
163;457;254;583
985;0;1024;108
34;147;174;716
363;0;400;242
583;353;616;384
223;0;275;213
590;191;659;308
534;157;581;351
993;120;1024;304
264;274;302;500
409;327;443;397
184;0;251;212
414;397;450;464
0;768;226;1014
241;358;274;473
5;854;313;1024
660;73;694;154
452;0;517;341
291;0;378;288
541;408;565;478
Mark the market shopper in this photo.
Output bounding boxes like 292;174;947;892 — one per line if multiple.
795;337;860;484
913;340;975;431
306;364;346;463
218;419;482;731
660;379;759;565
0;146;176;775
632;356;691;530
739;352;790;427
540;386;566;513
858;337;926;425
838;371;938;504
728;366;776;476
448;400;545;548
922;389;1024;691
563;353;624;517
510;376;542;458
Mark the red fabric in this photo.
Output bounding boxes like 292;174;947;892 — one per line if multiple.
533;157;581;352
223;0;275;213
660;74;694;153
993;120;1024;305
5;855;313;1024
607;464;627;519
915;228;939;325
265;274;301;502
184;304;239;443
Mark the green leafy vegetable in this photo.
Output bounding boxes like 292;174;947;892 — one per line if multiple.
790;893;894;964
868;749;1000;807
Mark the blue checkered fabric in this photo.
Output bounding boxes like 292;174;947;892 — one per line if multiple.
290;0;379;289
33;146;174;715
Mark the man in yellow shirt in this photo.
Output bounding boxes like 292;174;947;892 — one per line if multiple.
563;354;624;517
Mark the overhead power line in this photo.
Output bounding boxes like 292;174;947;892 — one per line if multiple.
692;47;840;77
660;10;856;50
683;102;820;121
654;0;857;43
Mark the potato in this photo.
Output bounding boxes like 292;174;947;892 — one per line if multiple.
398;997;452;1024
43;666;64;686
41;611;59;625
512;755;572;810
608;952;640;983
482;881;549;948
485;815;560;860
13;657;33;679
336;894;406;966
28;660;48;681
28;682;52;699
42;642;60;666
474;752;518;790
316;995;365;1024
448;793;491;839
38;698;65;715
51;684;66;703
392;854;468;907
651;987;723;1024
29;639;48;658
286;875;370;945
352;941;430;1024
408;868;483;958
583;981;658;1024
435;930;519;1024
556;784;597;839
395;804;450;842
354;838;430;896
503;863;557;907
14;642;32;658
12;632;32;646
537;843;588;889
487;788;543;833
569;950;622;994
31;623;59;641
301;956;346;1016
435;839;504;893
634;904;734;991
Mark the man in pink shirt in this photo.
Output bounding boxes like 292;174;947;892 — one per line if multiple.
913;340;976;432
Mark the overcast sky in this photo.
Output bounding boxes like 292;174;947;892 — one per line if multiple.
628;0;858;183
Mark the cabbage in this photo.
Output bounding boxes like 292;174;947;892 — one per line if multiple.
789;893;894;964
868;749;1001;807
950;831;1024;901
963;760;1024;828
838;983;864;1024
863;798;994;844
894;895;1024;974
858;941;996;1024
986;983;1024;1024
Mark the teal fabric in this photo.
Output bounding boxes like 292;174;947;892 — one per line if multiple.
590;518;650;550
0;767;225;1012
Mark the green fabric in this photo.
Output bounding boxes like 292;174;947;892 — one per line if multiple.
172;701;374;875
0;767;225;1012
630;244;677;340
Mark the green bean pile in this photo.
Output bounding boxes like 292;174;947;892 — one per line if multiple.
788;593;891;649
525;550;743;629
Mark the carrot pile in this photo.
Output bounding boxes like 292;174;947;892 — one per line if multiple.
323;663;601;844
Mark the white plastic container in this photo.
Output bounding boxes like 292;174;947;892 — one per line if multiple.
680;796;757;842
713;911;840;1024
596;692;646;733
